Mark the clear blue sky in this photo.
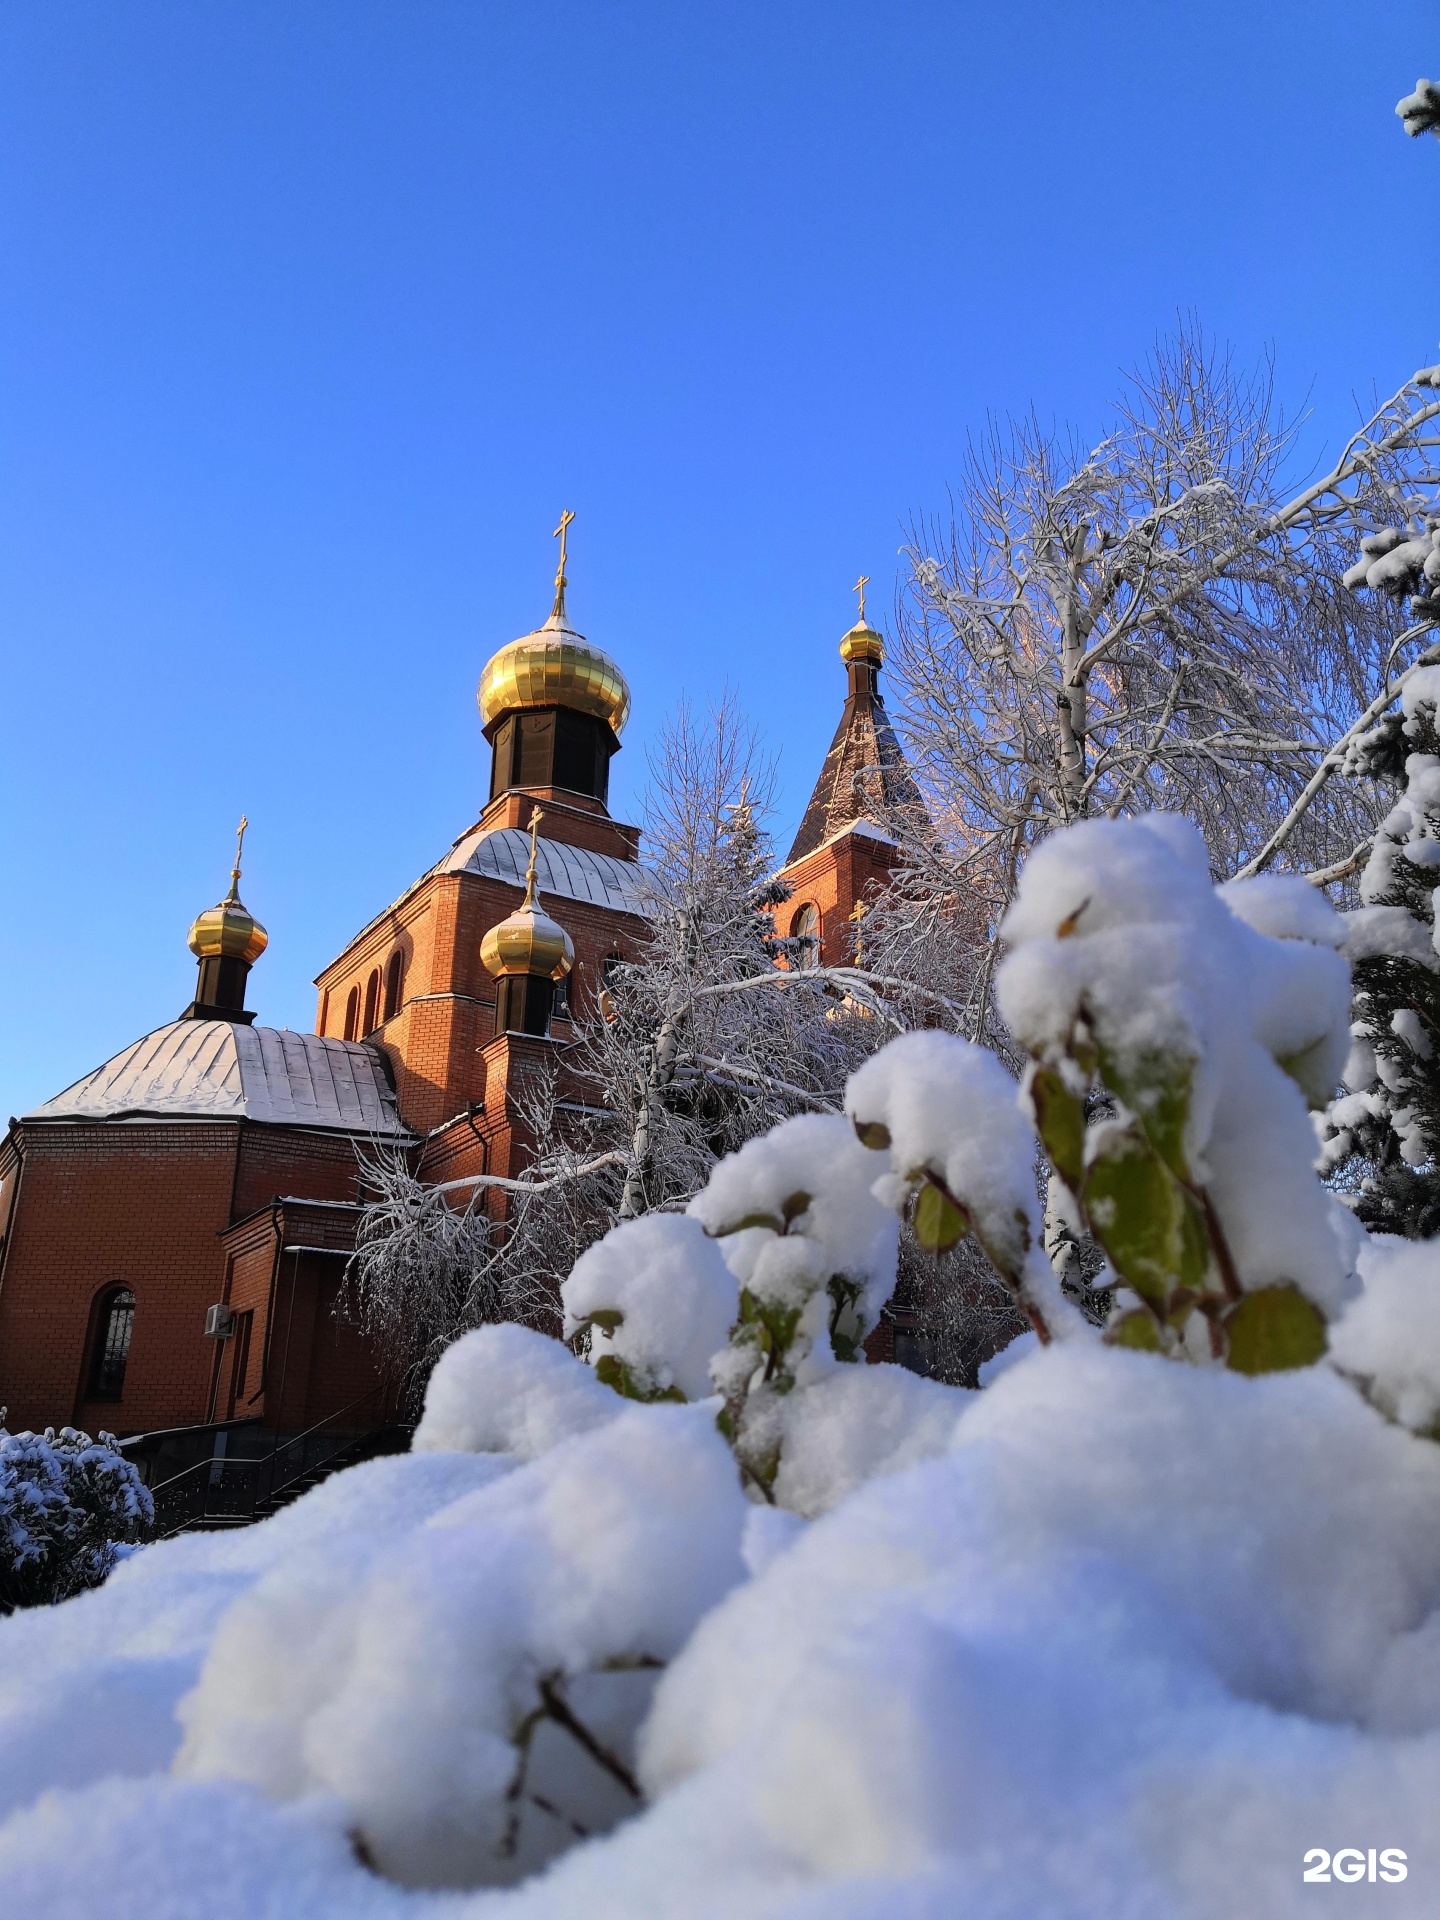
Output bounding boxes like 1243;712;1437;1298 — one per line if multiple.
1;1;1435;1120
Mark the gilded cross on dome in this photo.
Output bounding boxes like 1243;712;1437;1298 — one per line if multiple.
552;510;576;618
227;816;249;902
853;574;870;623
523;806;545;906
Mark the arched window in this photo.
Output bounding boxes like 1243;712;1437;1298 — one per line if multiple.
363;968;381;1035
597;953;627;1022
344;985;360;1042
382;949;405;1022
318;988;330;1034
790;903;820;968
89;1288;135;1402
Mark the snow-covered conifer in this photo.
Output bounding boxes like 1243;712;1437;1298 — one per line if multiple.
1322;669;1440;1234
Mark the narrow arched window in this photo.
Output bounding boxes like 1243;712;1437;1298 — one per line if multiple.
597;953;627;1022
89;1288;135;1401
790;903;820;968
382;949;404;1022
363;968;381;1035
344;985;360;1042
318;988;330;1034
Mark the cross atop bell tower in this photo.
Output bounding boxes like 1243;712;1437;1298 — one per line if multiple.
551;508;576;620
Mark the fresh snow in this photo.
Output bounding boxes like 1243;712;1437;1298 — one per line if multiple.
5;813;1440;1917
5;1313;1440;1916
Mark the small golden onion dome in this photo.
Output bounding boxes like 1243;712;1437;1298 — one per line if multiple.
187;821;268;964
839;617;884;666
480;901;574;982
479;812;575;982
478;609;631;736
187;886;268;965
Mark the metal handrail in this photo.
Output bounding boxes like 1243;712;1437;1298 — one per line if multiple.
146;1384;403;1533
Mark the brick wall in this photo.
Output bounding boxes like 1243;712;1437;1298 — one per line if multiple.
0;1122;238;1436
778;828;899;966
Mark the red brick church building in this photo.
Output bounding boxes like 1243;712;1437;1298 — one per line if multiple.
0;540;919;1474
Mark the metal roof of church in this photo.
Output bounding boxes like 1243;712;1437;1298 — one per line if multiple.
437;825;654;916
783;686;925;868
26;1022;411;1136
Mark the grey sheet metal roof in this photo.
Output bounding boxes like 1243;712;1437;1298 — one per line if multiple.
26;1022;412;1136
438;826;654;917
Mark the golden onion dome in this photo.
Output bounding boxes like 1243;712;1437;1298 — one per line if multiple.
480;900;574;982
839;616;884;666
479;811;576;982
478;608;631;736
188;894;268;964
187;820;268;963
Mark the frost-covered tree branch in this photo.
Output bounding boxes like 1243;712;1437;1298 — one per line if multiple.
344;1144;563;1397
889;325;1431;933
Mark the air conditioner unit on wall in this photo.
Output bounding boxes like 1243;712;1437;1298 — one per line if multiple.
203;1303;235;1339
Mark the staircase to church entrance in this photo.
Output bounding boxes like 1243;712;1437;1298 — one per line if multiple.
122;1390;413;1536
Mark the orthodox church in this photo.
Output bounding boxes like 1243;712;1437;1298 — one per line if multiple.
0;526;920;1461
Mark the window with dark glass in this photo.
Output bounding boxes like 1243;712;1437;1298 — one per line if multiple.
89;1288;135;1401
791;903;820;967
363;968;381;1035
515;711;556;787
383;949;404;1021
344;985;360;1042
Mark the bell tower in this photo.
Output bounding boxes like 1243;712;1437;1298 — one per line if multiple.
776;582;926;967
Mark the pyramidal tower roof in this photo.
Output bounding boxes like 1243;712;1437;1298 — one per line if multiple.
784;599;925;867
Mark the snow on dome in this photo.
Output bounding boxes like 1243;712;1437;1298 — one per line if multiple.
443;826;653;917
25;1021;411;1136
336;825;655;962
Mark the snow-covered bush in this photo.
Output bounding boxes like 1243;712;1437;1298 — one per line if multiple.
176;1373;747;1889
0;1423;153;1614
1330;1233;1440;1435
8;813;1440;1916
997;814;1355;1365
562;1213;737;1404
559;1117;961;1512
546;814;1361;1532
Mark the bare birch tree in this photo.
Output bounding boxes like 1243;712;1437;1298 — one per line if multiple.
889;325;1440;931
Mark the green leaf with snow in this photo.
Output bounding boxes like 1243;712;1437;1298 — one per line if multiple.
912;1179;969;1253
593;1354;687;1404
711;1211;785;1236
1081;1127;1206;1307
1111;1307;1163;1352
827;1274;867;1362
1028;1063;1085;1186
1223;1286;1327;1375
1096;1045;1194;1179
